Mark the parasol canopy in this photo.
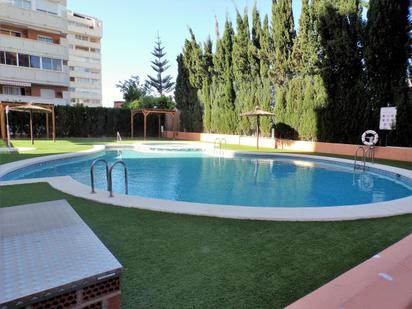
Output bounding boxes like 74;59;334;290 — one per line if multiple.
240;105;275;149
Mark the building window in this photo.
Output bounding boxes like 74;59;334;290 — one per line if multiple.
75;34;89;41
5;52;17;65
75;45;89;52
3;86;22;95
30;55;40;68
37;35;54;44
18;53;30;67
0;28;22;37
40;88;55;98
0;51;5;64
41;57;52;70
70;77;75;81
11;0;31;10
90;37;99;43
52;59;62;71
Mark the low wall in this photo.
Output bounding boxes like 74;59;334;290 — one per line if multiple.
163;131;412;162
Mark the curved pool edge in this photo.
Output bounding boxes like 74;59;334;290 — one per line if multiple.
1;145;411;221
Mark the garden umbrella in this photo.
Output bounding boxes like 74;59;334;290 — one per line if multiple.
9;103;51;145
240;106;275;149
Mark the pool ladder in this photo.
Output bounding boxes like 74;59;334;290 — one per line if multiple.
214;138;227;155
354;146;375;171
90;159;128;197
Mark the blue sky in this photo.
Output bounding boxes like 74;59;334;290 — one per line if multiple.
68;0;302;107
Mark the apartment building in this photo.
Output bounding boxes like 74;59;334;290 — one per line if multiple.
0;0;70;105
0;0;103;107
67;10;102;107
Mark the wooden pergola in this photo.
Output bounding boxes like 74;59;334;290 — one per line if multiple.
130;108;176;139
0;102;56;144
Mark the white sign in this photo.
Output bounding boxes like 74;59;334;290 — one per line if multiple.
379;107;397;130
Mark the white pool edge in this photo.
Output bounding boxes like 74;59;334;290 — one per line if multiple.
1;145;411;221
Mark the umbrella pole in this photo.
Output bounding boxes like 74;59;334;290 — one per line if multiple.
256;116;260;149
29;110;33;145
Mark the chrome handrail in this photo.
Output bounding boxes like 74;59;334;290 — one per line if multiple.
354;146;366;170
90;159;109;193
365;146;375;164
108;160;128;197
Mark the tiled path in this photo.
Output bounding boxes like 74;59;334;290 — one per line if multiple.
287;233;412;309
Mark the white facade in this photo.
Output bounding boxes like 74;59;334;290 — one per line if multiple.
0;0;103;107
0;0;70;105
67;10;102;107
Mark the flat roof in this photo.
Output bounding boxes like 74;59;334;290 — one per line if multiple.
0;200;122;306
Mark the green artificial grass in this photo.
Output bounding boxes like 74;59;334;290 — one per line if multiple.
0;138;144;164
1;183;411;308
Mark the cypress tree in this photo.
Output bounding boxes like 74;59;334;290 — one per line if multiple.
200;38;214;132
271;0;295;86
175;54;195;131
147;34;175;96
233;8;253;134
364;0;411;145
259;15;272;79
315;0;366;143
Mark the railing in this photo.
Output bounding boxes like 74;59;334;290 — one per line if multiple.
90;159;109;193
214;138;227;155
354;146;366;170
365;146;375;164
354;146;375;171
90;159;128;197
108;160;128;197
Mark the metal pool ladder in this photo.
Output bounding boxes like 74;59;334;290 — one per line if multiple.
214;138;227;155
90;159;128;197
354;146;375;171
108;160;128;197
90;159;109;193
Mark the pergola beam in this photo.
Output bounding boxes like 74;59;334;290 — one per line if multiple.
0;102;56;143
130;108;176;140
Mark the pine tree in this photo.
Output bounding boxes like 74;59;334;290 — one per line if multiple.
364;0;411;145
147;34;175;96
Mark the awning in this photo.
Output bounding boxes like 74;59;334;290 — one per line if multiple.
0;80;32;87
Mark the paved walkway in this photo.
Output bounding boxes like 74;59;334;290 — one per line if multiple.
287;233;412;309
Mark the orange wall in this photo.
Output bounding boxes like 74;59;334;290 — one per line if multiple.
163;131;412;163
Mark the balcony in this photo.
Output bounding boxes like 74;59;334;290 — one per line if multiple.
0;64;69;87
0;35;69;59
0;93;69;105
0;3;67;34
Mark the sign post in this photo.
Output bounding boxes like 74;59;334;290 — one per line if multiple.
379;107;397;146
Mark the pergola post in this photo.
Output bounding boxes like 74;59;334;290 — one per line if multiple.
158;114;161;138
45;112;49;139
52;107;56;142
143;111;148;140
131;111;134;138
171;114;176;140
0;104;6;140
29;110;33;145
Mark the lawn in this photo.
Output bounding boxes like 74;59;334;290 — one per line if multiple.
0;138;141;164
1;183;411;308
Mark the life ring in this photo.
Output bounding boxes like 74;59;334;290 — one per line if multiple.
361;130;379;146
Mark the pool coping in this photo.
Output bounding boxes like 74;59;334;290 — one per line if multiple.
1;144;411;221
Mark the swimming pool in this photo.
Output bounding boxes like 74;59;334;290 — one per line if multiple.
2;149;411;208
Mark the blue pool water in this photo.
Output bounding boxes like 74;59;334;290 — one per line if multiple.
2;150;412;207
